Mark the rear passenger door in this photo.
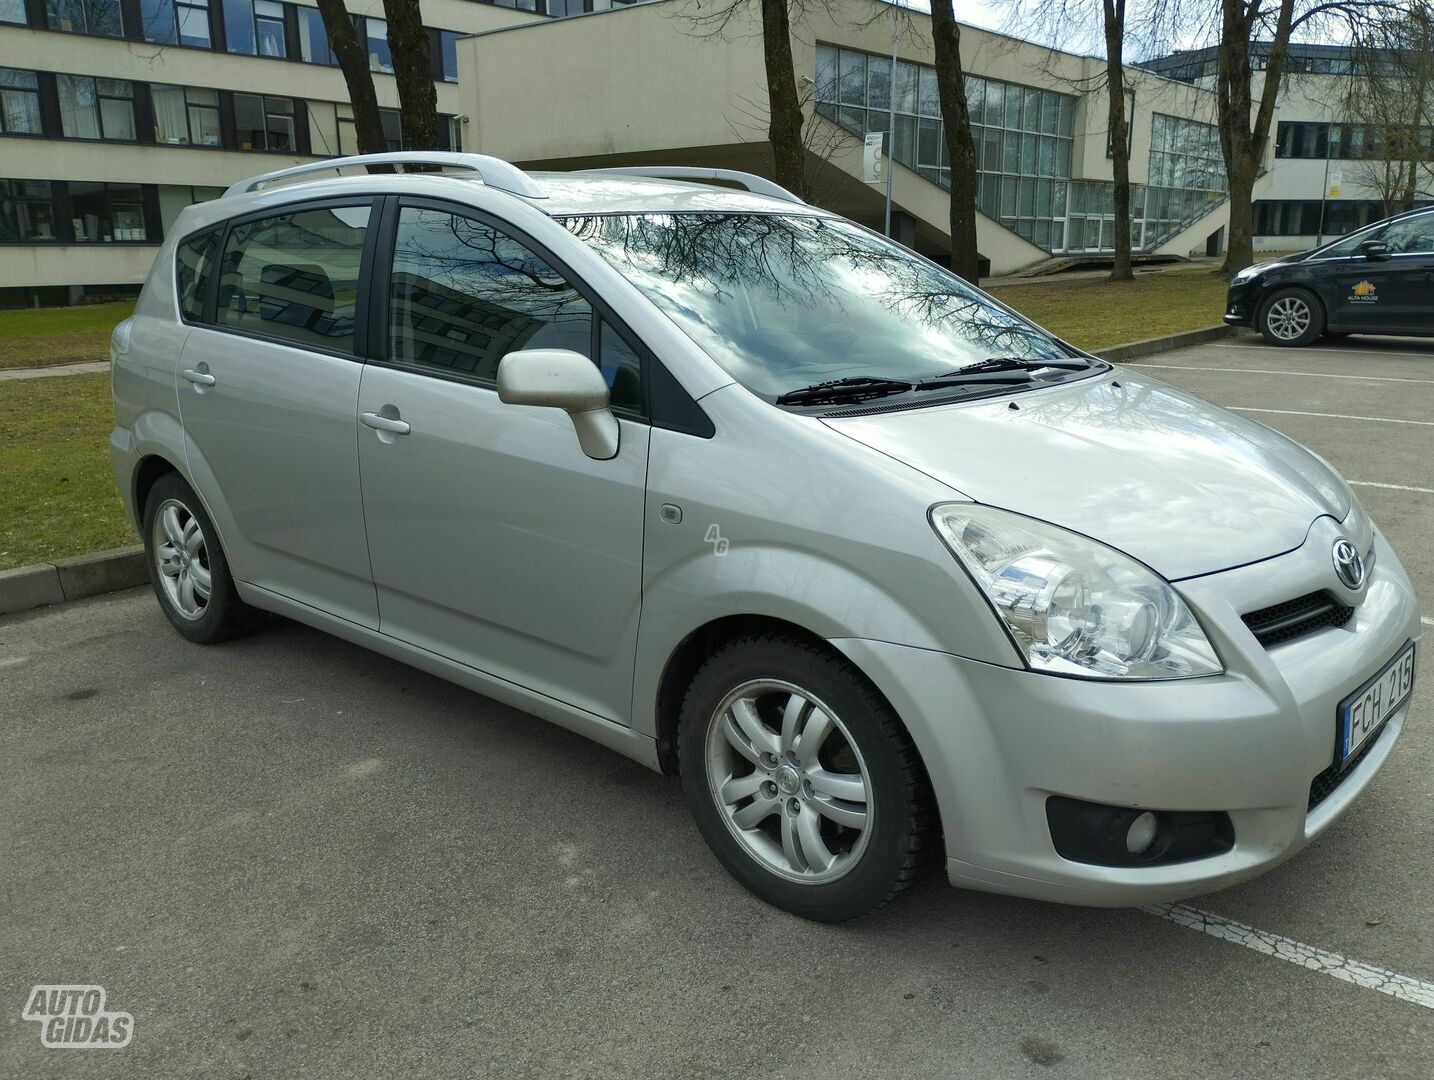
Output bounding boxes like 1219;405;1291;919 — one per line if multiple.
176;200;379;627
355;200;649;723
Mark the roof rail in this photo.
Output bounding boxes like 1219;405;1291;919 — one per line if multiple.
578;167;805;205
222;152;548;200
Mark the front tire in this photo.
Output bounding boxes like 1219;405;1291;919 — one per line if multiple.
142;473;259;643
678;634;932;921
1258;287;1324;347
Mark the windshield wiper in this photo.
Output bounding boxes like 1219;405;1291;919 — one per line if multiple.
932;356;1091;378
775;376;914;406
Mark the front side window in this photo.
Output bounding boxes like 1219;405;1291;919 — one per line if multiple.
217;204;370;352
176;228;218;319
388;206;592;381
0;69;42;135
1380;214;1434;254
563;213;1074;403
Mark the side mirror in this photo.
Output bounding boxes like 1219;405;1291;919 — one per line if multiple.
496;348;619;460
1358;239;1389;260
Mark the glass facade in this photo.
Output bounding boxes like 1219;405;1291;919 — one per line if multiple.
815;44;1228;254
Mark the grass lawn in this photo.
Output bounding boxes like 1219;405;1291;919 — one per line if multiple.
0;373;135;572
0;301;135;370
987;267;1228;351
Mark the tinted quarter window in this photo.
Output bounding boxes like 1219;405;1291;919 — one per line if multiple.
217;204;370;353
388;206;592;379
176;228;217;321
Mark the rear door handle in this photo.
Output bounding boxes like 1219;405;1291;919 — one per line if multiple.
360;411;411;435
181;368;216;387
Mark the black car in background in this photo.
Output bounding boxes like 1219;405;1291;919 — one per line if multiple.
1225;206;1434;346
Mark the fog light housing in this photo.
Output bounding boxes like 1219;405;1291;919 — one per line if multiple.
1126;811;1159;855
1046;796;1234;867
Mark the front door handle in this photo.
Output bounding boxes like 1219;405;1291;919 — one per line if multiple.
360;411;411;435
181;368;216;387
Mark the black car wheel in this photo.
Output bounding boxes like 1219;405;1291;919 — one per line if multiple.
1258;287;1325;347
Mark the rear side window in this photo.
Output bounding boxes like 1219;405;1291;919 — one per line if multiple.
217;203;370;353
175;229;218;322
388;206;592;380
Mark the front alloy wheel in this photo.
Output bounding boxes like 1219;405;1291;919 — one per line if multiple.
706;680;873;884
1259;287;1324;346
679;635;932;921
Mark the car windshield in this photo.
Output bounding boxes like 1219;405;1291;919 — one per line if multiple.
560;212;1085;401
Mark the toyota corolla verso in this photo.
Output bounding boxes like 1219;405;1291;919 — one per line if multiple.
110;153;1421;921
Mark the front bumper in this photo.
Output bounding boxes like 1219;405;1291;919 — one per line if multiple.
1224;279;1259;326
836;520;1422;907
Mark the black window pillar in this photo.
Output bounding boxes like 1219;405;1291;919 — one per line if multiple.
37;71;63;138
218;91;238;151
23;0;45;29
120;0;143;40
293;98;311;155
51;181;76;243
132;83;156;143
283;3;300;60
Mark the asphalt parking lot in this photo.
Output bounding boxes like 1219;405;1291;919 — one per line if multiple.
2;331;1432;1078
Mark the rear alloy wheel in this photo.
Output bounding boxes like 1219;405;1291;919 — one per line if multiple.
1259;288;1324;347
142;473;260;644
679;635;931;921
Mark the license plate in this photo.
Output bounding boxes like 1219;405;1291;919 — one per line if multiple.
1338;642;1416;767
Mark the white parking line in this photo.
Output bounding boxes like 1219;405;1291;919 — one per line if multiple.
1128;363;1434;386
1213;342;1434;360
1146;904;1434;1010
1350;480;1434;495
1231;407;1434;427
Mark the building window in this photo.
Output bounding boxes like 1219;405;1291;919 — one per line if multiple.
234;94;296;151
70;182;149;241
0;179;56;241
381;108;401;150
1254;199;1388;237
152;84;221;146
0;69;43;135
224;0;285;56
366;16;392;74
141;0;211;47
46;0;124;36
57;75;136;141
439;30;459;83
1;0;26;24
298;7;334;64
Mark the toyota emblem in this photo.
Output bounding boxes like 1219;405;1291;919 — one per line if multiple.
1332;539;1365;590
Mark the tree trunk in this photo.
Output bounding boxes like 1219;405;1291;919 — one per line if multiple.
1226;161;1256;272
383;0;440;151
930;0;980;283
759;0;805;197
1103;0;1132;282
316;0;388;157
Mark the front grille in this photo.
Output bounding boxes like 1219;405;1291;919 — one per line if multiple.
1241;591;1354;649
1308;732;1382;811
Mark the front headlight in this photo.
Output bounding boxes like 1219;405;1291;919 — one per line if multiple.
930;504;1222;680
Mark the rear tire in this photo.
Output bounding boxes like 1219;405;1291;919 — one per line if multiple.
678;634;932;921
1258;287;1324;347
142;473;260;644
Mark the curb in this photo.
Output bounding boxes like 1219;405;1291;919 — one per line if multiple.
0;546;147;617
1095;324;1234;364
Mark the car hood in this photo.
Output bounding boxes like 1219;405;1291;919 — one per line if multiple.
822;371;1351;580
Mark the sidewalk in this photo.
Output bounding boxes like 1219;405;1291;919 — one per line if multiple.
0;361;109;381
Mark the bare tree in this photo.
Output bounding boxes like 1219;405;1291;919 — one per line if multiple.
383;0;442;150
315;0;441;156
1208;0;1369;274
928;0;980;282
679;0;817;198
1340;1;1434;213
316;0;388;155
1101;0;1134;280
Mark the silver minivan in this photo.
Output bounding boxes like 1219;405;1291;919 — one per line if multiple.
111;153;1421;921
